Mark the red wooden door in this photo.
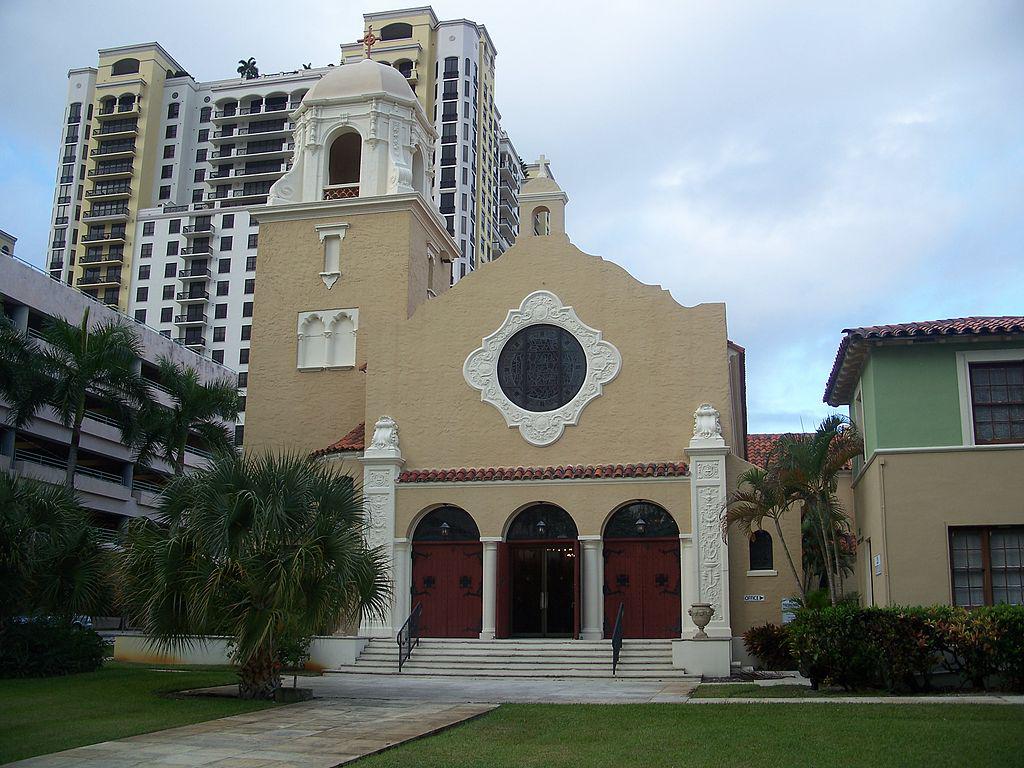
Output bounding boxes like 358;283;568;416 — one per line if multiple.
411;542;483;637
603;539;680;638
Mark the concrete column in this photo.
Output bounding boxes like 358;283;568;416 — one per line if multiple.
679;534;697;636
579;535;603;640
392;538;411;629
479;537;501;640
358;416;403;638
11;305;29;334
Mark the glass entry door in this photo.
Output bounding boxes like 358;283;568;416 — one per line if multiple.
510;544;575;637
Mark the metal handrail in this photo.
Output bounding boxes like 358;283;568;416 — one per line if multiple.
396;602;423;673
611;601;625;676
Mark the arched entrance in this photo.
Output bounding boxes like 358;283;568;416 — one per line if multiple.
411;506;482;638
603;502;681;638
503;504;579;638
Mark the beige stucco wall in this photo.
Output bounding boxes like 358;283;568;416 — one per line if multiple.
853;447;1024;607
395;478;691;540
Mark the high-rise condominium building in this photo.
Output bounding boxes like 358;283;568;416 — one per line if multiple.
44;8;521;445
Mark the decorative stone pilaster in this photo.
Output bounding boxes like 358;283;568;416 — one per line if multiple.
358;416;403;637
479;537;502;640
579;535;604;640
684;403;732;639
392;538;411;631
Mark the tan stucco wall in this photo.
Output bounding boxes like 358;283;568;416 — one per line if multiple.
395;478;691;540
245;203;442;454
366;234;735;471
853;447;1024;607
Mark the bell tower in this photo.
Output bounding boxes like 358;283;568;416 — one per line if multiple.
518;155;569;238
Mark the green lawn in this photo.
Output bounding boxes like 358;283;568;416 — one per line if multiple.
356;703;1024;768
0;662;275;764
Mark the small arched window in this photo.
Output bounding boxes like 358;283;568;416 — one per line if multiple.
749;530;774;571
411;148;425;195
507;504;577;541
111;58;140;76
328;132;361;188
532;206;550;236
414;506;479;541
381;22;413;41
605;502;679;538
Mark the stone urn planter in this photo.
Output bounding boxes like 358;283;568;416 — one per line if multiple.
688;602;715;639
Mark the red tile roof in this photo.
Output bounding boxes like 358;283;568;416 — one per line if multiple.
398;462;689;483
311;422;365;457
746;433;787;468
824;317;1024;406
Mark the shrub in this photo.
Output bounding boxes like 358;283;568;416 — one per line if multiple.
988;604;1024;692
743;623;795;670
787;603;877;689
0;618;105;678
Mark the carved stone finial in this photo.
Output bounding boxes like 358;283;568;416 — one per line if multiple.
693;403;722;440
368;415;399;451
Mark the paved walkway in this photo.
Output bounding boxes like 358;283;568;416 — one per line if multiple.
9;700;495;768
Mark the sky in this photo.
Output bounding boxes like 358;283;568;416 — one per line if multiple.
1;0;1022;433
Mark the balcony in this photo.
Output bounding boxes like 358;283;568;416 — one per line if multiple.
82;206;129;222
173;313;208;325
91;143;136;160
176;290;210;302
95;122;139;139
209;142;295;163
81;231;126;245
80;252;124;266
176;336;206;350
211;122;291;142
181;245;213;256
97;103;141;119
207;189;271;203
182;224;216;236
78;272;122;287
86;183;132;201
89;163;133;180
179;268;212;281
322;183;359;201
213;103;290;122
210;163;291;183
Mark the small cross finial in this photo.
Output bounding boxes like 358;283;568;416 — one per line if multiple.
358;26;379;58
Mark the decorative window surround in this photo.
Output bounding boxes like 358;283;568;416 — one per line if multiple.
314;222;349;289
297;308;358;370
955;348;1024;447
463;290;621;446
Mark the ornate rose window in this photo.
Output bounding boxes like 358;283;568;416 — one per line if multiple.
463;290;621;446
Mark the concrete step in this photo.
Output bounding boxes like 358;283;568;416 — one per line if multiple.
327;664;691;679
355;656;674;668
355;648;672;660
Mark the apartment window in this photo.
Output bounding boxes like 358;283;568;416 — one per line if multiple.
244;278;255;295
196;148;207;162
245;256;257;271
219;258;231;274
160;307;172;323
950;526;1024;607
138;264;150;280
213;326;226;342
234;425;244;447
159;186;171;200
200;107;211;122
138;243;152;259
134;309;146;323
237;372;248;387
198;129;210;143
220;236;232;251
216;280;229;296
165;124;178;139
211;350;224;364
238;395;246;412
68;102;82;124
969;362;1024;444
194;169;206;183
169;219;181;234
163;145;175;159
247;233;258;248
192;190;203;203
160;165;173;180
215;303;227;319
242;301;253;318
222;214;234;229
166;242;179;256
142;221;155;236
239;348;250;364
167;103;180;119
136;286;148;302
240;325;252;341
163;262;176;278
162;285;174;300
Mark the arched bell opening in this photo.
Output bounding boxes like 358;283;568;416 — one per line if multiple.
602;501;681;639
325;131;361;199
502;504;580;638
410;506;482;637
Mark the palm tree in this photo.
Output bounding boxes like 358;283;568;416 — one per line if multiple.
0;473;110;623
724;466;806;599
0;316;48;428
38;307;149;487
134;356;239;475
119;451;390;699
774;416;862;606
237;57;259;80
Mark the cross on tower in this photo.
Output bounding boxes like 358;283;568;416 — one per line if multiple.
358;26;379;58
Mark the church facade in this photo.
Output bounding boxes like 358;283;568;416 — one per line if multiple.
244;60;801;673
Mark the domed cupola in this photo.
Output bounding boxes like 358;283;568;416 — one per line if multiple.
268;59;435;205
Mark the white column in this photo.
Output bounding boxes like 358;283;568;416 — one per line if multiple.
358;416;404;638
685;403;732;639
579;535;603;640
392;538;411;628
479;537;501;640
679;533;697;636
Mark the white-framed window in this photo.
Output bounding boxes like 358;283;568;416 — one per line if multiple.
955;349;1024;446
297;309;358;370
